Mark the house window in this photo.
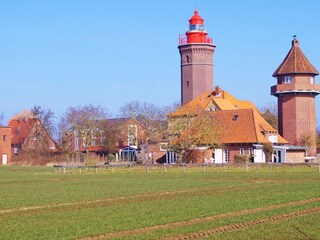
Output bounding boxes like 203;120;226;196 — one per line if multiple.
224;149;230;162
128;125;137;146
240;148;244;155
284;76;292;84
249;148;254;155
14;147;19;155
2;135;6;142
232;115;238;121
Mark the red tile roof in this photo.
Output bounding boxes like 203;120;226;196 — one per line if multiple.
273;39;319;77
8;118;37;145
169;89;257;117
169;88;288;145
211;109;287;144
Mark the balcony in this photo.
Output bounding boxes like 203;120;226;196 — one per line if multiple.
271;83;320;95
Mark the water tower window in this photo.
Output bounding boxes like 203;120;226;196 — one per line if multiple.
186;81;189;88
186;55;190;63
310;77;315;84
284;76;292;84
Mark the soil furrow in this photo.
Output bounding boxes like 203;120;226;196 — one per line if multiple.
80;197;320;240
0;187;247;218
163;207;320;240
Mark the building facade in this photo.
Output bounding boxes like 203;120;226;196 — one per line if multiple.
8;111;58;154
0;126;12;165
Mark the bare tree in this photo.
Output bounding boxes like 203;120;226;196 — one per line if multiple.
0;113;4;125
59;105;110;162
119;101;179;142
260;101;278;130
168;110;221;163
31;105;57;139
263;142;274;163
100;119;120;153
317;127;320;154
299;134;316;156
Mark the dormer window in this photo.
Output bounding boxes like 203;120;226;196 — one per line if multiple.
284;76;292;84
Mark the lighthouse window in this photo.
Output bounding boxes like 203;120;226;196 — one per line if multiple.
186;55;190;63
284;76;292;84
189;24;204;31
186;81;189;88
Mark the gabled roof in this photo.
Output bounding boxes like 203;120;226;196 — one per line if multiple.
8;114;59;150
9;110;34;122
8;118;37;145
169;88;257;117
273;39;319;77
211;109;287;144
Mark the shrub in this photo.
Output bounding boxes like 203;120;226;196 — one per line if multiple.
108;153;115;162
234;154;251;163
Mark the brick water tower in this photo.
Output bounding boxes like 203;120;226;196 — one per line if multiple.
271;38;320;156
178;10;216;106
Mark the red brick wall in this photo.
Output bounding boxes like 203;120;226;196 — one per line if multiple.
0;127;12;165
179;44;215;105
115;119;147;148
278;93;317;155
225;144;254;163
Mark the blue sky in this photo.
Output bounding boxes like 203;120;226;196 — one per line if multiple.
1;0;320;125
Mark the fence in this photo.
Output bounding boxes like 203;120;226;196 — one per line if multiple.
53;162;320;174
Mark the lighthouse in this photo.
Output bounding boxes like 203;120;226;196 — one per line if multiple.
178;10;216;106
271;38;320;156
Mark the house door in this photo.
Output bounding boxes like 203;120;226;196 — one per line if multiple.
2;154;7;165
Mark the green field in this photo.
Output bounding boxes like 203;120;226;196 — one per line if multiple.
0;165;320;240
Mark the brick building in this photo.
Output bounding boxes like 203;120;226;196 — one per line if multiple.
8;111;58;154
169;10;310;163
169;89;289;163
0;126;12;165
271;38;320;156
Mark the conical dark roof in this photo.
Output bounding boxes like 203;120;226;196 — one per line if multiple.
273;39;319;77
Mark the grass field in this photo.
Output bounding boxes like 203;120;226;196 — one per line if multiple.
0;164;319;240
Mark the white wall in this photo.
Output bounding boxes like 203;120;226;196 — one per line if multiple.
214;149;224;163
254;149;265;163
